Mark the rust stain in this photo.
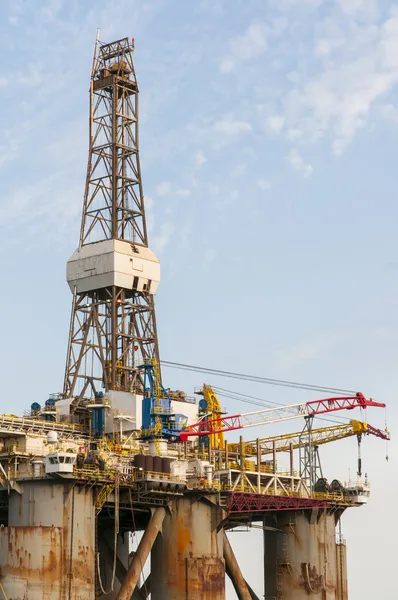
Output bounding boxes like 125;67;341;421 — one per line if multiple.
177;526;191;554
0;525;94;589
48;550;57;572
300;562;323;593
186;557;225;597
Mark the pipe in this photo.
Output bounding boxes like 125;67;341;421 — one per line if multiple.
223;532;252;600
116;507;165;600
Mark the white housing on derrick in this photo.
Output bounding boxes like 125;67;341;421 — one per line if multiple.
67;239;160;294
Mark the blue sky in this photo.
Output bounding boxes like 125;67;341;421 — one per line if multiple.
0;0;397;597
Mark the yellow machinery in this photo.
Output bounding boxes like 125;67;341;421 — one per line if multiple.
227;419;389;456
199;385;225;450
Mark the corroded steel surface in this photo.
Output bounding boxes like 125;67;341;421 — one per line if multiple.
0;481;95;599
223;533;251;600
264;511;342;600
117;508;165;600
151;497;225;599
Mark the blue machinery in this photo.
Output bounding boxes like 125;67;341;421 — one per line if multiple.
140;361;188;440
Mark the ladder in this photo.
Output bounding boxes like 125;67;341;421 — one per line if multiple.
95;484;115;513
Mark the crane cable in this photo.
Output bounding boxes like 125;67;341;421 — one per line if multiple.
163;360;387;436
161;360;357;395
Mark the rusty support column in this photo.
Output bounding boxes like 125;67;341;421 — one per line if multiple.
223;532;252;600
151;497;225;599
0;481;96;599
116;507;165;600
276;511;340;598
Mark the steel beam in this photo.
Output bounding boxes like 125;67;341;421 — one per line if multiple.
227;492;343;513
116;507;165;600
151;497;225;599
223;532;252;600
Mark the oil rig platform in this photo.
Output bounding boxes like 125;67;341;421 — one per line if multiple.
0;36;389;600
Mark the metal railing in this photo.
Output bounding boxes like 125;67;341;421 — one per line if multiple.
4;445;48;456
0;413;88;437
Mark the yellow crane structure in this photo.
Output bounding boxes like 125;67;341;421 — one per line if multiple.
198;384;225;450
227;419;389;456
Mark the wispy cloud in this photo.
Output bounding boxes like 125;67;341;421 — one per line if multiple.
195;152;207;168
220;22;268;72
381;103;398;122
214;118;252;135
340;0;378;18
260;5;398;153
0;121;32;170
271;333;342;373
152;221;176;255
266;116;285;133
285;148;313;177
257;178;272;191
156;181;192;198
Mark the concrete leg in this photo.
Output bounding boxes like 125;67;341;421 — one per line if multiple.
151;497;225;600
223;532;252;600
116;507;165;600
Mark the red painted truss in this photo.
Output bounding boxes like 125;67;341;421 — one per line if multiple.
226;492;337;513
179;392;386;441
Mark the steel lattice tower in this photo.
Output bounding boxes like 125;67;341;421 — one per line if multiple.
64;37;160;403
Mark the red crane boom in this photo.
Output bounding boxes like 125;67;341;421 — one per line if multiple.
179;393;386;442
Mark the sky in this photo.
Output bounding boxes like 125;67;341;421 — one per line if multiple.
0;0;397;597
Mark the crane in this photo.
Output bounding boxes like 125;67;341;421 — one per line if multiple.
179;392;386;441
227;419;390;456
197;384;225;450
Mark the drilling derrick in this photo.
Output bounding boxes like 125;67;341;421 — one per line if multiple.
64;37;160;403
